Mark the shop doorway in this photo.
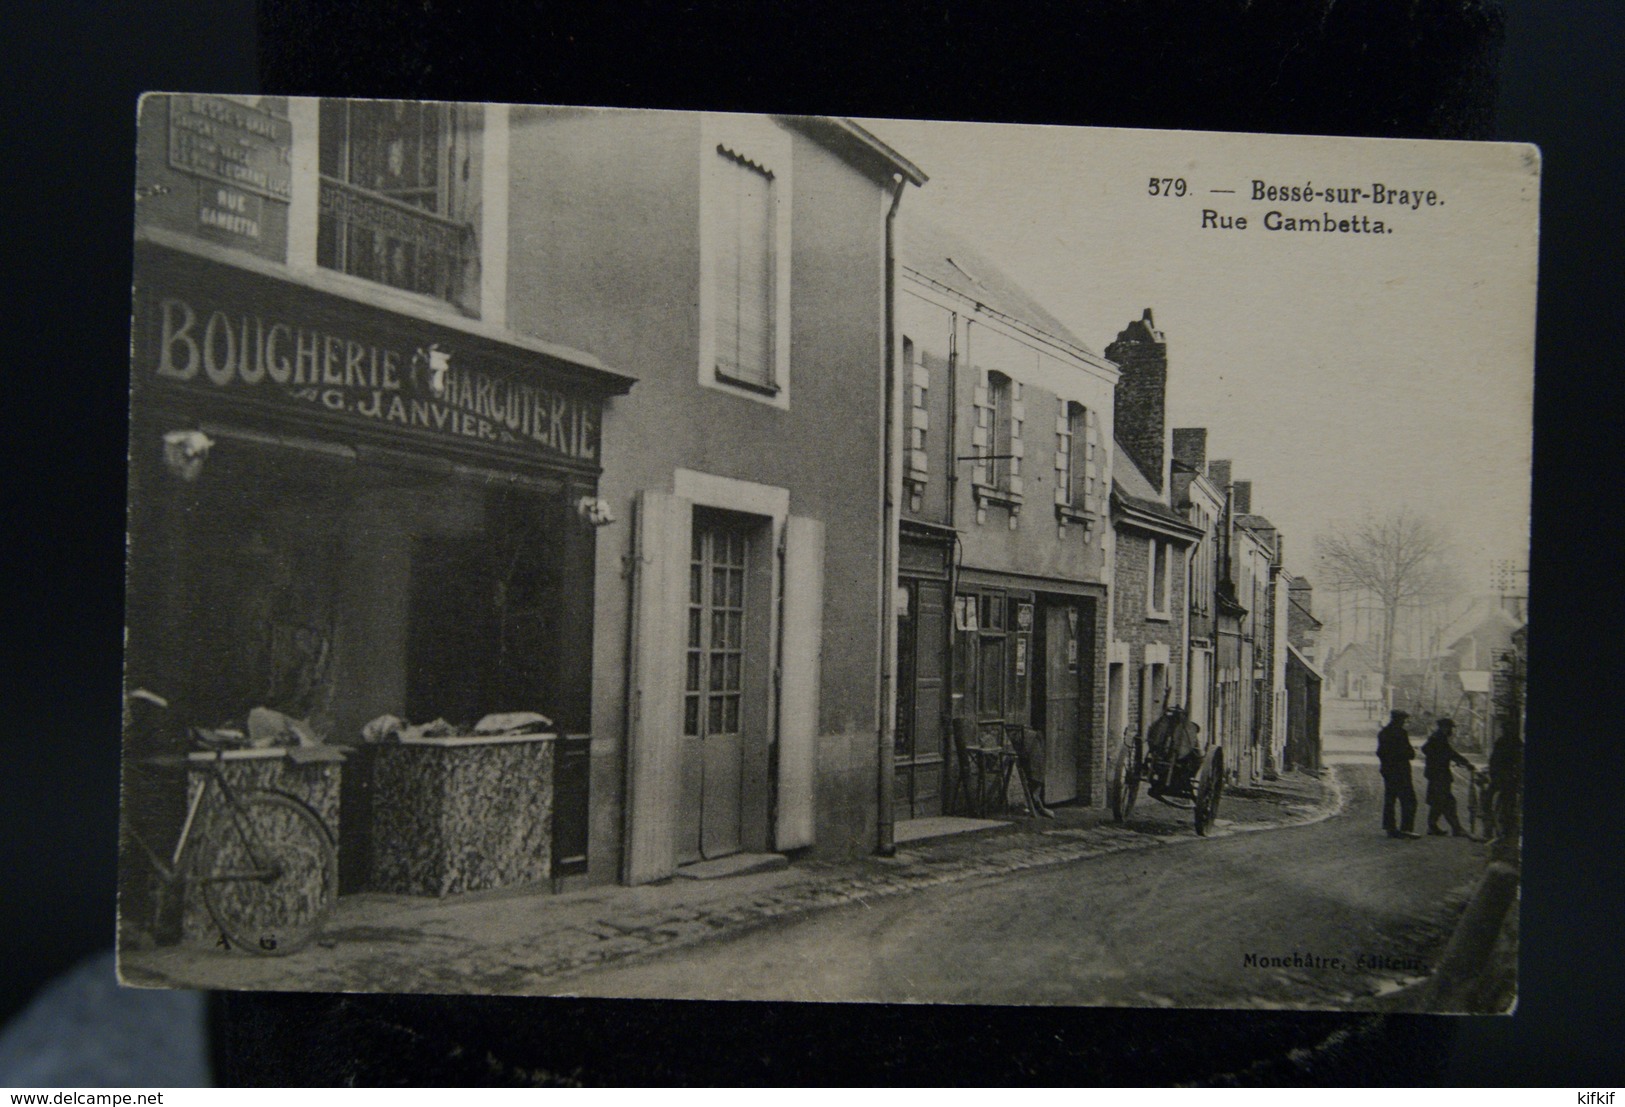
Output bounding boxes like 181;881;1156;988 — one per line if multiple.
894;576;948;820
1032;598;1092;805
1107;660;1126;751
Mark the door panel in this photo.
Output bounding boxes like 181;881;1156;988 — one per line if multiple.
1043;603;1079;804
702;732;743;857
676;732;703;864
895;577;948;820
625;491;692;885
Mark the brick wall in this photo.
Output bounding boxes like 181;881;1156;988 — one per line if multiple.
1112;527;1190;735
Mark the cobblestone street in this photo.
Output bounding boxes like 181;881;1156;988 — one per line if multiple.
122;768;1345;998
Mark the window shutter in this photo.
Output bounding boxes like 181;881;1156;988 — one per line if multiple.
970;383;990;486
909;356;931;481
1008;382;1024;496
1087;408;1102;514
776;515;824;850
624;490;694;884
713;149;775;387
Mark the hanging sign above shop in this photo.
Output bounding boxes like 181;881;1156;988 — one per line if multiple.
134;251;621;469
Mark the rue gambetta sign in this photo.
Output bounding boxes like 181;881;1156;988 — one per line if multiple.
134;251;605;471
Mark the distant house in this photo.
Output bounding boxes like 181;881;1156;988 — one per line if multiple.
1170;429;1225;762
1282;574;1324;773
1103;312;1204;778
1389;653;1459;723
1441;599;1526;751
1325;643;1383;701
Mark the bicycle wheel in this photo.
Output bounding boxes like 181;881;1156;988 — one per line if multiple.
199;791;337;955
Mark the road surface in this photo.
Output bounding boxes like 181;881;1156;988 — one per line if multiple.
557;762;1487;1008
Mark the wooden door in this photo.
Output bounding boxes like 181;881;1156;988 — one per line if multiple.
1041;602;1080;804
680;517;750;861
894;577;947;820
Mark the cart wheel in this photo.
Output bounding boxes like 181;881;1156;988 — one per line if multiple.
1110;738;1140;823
1194;747;1225;836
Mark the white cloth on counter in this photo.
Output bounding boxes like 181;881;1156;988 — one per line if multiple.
472;711;553;735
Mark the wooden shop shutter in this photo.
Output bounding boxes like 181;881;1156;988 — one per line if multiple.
775;515;825;850
623;489;693;885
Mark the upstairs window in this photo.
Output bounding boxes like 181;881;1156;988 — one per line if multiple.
1066;401;1095;512
987;371;1013;491
1148;538;1172;619
1187;504;1212;616
317;99;478;305
712;147;776;389
701;117;791;405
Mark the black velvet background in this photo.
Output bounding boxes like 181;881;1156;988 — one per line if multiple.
5;0;1621;1086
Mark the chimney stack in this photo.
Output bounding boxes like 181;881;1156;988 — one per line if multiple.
1172;427;1207;471
1289;575;1314;616
1208;459;1232;492
1231;480;1252;515
1107;308;1168;494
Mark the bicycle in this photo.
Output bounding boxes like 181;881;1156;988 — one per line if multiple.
122;690;339;955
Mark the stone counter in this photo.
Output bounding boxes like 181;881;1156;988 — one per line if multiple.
369;734;555;897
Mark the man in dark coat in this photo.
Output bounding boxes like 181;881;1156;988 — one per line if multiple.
1376;709;1419;838
1421;717;1475;836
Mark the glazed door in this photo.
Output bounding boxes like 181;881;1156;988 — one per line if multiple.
680;517;750;861
1041;602;1080;804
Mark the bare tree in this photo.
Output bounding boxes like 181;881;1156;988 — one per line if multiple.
1316;509;1459;699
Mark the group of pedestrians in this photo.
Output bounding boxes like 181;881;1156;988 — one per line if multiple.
1376;709;1477;839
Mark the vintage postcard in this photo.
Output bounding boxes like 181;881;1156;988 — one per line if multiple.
119;95;1534;1012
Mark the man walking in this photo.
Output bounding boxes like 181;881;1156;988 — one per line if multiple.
1376;709;1419;839
1422;717;1475;836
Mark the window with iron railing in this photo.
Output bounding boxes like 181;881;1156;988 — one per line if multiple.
316;99;478;306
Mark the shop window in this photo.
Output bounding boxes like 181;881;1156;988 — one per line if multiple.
976;633;1006;716
701;117;791;404
316;99;478;305
124;441;570;745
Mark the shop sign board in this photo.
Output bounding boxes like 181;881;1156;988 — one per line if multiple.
135;253;611;468
167;95;293;202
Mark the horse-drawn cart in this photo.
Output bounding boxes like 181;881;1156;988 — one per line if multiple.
1109;729;1225;836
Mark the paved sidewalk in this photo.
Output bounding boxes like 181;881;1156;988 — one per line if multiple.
120;768;1338;996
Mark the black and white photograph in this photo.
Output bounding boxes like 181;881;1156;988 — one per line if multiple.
115;95;1535;1015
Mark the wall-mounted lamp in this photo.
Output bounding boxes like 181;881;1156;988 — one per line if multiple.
576;496;616;528
162;430;214;482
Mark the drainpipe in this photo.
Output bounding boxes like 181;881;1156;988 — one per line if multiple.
945;317;959;530
877;173;907;857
